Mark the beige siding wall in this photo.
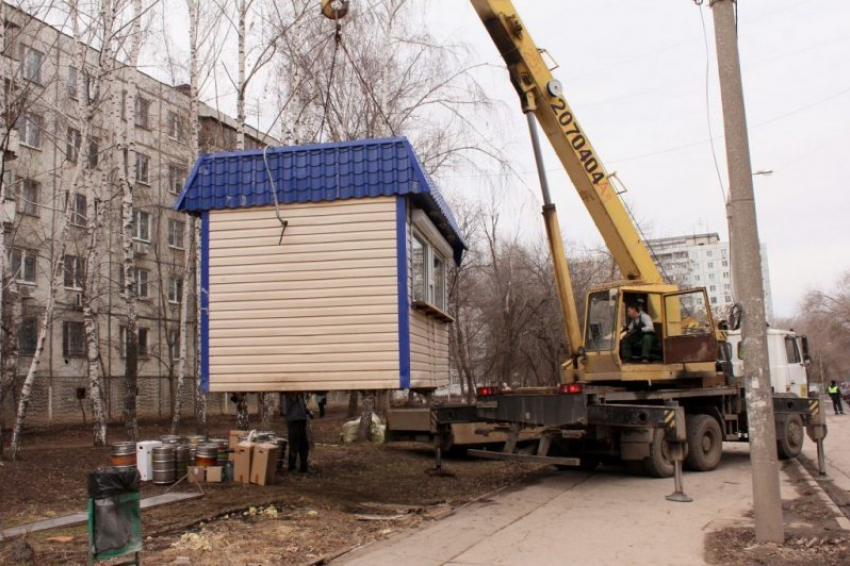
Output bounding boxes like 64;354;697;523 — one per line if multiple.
208;197;400;392
407;207;451;389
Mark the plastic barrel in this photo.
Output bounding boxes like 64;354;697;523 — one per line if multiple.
195;443;219;467
110;441;137;470
175;444;191;479
151;445;177;484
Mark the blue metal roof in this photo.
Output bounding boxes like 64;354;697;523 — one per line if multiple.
175;136;465;263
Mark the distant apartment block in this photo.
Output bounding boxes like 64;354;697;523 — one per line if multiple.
647;233;773;321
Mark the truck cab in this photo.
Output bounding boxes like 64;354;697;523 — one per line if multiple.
724;329;811;397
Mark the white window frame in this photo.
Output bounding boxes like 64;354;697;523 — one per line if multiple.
167;111;182;140
120;326;149;358
67;66;78;99
69;192;87;227
135;268;150;299
20;179;39;215
168;276;182;304
63;254;85;290
168;165;186;195
134;96;150;129
135;152;150;184
67;127;81;163
10;248;37;284
168;218;184;249
63;320;86;357
132;209;150;242
20;45;43;84
21;113;42;149
411;210;452;313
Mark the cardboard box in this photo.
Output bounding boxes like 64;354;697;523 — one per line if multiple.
187;466;206;484
250;443;279;486
229;430;249;449
206;466;223;483
136;441;162;482
233;442;254;484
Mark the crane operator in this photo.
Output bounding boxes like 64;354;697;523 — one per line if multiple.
621;304;655;363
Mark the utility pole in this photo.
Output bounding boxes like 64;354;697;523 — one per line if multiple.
710;0;784;544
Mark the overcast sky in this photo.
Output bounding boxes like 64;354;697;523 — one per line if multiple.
154;0;849;318
414;0;849;318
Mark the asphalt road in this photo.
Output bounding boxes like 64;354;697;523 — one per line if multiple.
337;444;763;566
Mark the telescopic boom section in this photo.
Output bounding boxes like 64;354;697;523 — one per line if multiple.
470;0;663;285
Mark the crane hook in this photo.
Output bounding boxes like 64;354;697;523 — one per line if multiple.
321;0;349;20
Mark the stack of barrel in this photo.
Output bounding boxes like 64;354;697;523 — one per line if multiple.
110;432;231;486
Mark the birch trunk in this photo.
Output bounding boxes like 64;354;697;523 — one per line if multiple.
236;0;247;151
119;0;143;443
260;393;275;430
172;0;199;435
0;5;7;458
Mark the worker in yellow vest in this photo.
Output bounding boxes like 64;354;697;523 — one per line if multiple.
828;380;844;415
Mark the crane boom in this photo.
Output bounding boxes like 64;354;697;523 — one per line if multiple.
470;0;663;285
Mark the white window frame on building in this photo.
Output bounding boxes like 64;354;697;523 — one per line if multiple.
19;179;39;215
168;276;182;304
19;316;38;356
411;210;450;312
168;164;186;195
63;254;85;290
132;209;151;242
20;113;42;148
135;96;151;129
62;320;86;358
168;218;184;249
20;44;43;84
135;152;150;184
10;248;37;284
67;66;78;99
167;111;183;140
119;326;149;358
67;127;81;163
68;192;86;227
88;138;99;168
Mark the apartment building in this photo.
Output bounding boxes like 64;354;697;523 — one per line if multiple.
647;232;774;321
1;6;276;425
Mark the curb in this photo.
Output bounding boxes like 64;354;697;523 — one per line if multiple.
793;457;850;531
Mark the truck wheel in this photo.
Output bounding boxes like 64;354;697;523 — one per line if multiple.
777;414;804;460
642;430;675;478
685;414;723;472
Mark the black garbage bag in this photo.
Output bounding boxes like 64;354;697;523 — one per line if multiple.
87;468;142;557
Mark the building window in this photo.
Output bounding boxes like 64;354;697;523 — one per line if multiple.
725;295;732;302
168;218;184;249
67;127;81;163
132;209;150;241
119;267;150;298
711;296;718;305
67;67;78;99
709;285;716;292
707;250;713;257
68;192;87;226
135;96;150;129
167;111;183;140
709;273;715;281
722;272;729;279
694;274;701;282
168;276;182;304
63;321;86;357
707;262;714;269
168;165;186;194
411;231;448;311
88;138;99;168
120;326;148;358
63;255;85;289
20;45;43;83
20;179;39;215
724;283;731;291
722;260;728;267
135;152;150;184
168;329;180;361
19;317;38;355
412;234;426;302
21;113;42;148
84;72;97;103
10;248;36;284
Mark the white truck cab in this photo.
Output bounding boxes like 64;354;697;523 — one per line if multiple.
724;329;811;397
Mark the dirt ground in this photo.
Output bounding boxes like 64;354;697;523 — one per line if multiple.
704;461;850;566
0;406;542;565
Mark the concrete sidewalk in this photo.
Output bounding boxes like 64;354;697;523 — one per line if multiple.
337;444;772;566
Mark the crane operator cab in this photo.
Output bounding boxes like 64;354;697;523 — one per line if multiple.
574;284;720;384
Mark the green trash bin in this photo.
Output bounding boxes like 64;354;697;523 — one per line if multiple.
87;468;142;565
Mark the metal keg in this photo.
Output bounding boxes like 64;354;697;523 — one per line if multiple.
185;434;206;445
255;431;276;443
110;441;137;470
195;443;219;467
152;445;176;484
209;438;229;466
175;444;191;479
159;434;181;445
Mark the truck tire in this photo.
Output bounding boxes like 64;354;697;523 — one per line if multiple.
642;430;675;478
685;414;723;472
777;414;804;460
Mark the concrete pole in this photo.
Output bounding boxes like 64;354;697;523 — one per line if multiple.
710;0;784;544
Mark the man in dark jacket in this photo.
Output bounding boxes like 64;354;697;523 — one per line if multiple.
284;393;310;472
828;381;844;415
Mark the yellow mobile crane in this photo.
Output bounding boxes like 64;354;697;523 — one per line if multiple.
321;0;825;487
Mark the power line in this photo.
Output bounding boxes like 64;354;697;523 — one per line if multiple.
696;2;728;203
